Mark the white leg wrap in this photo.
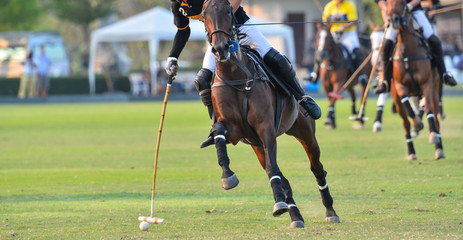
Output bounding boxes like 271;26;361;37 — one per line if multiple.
318;183;328;190
427;113;435;119
269;175;281;182
288;204;297;208
406;138;413;143
377;93;387;106
214;135;226;140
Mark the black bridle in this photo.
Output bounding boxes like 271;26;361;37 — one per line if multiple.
202;0;237;45
388;1;412;30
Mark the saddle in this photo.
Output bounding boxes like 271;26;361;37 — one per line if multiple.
338;43;355;73
235;46;291;146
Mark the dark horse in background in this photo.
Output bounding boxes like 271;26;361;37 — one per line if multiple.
387;0;445;160
314;23;372;129
202;0;340;228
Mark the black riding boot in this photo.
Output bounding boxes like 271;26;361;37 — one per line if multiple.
428;35;457;86
263;48;322;119
194;68;216;148
353;48;368;86
374;39;394;94
306;50;321;83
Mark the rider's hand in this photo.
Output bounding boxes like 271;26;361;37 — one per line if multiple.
165;57;178;76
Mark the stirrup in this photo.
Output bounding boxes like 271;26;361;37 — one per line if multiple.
299;95;322;120
443;72;457;86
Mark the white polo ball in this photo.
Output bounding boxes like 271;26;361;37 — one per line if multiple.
139;221;149;231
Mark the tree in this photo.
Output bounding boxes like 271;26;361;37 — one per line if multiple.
0;0;43;31
48;0;115;64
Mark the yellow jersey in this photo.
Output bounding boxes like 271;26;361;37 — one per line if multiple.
323;0;358;32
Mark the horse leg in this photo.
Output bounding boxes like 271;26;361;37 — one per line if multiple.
347;87;357;115
438;78;445;119
373;93;388;133
250;146;304;228
424;84;445;159
287;116;340;223
251;124;289;217
212;121;239;190
391;88;417;160
323;80;336;129
399;96;423;138
418;97;425;122
348;87;364;128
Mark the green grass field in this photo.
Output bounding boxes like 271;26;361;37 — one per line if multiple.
1;97;462;239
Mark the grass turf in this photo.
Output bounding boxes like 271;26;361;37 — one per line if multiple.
0;97;462;239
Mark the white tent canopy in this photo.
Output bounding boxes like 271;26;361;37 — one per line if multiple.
88;7;295;95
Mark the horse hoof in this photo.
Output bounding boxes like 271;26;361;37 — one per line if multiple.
325;216;341;223
352;122;364;130
372;121;382;133
221;174;239;190
323;118;332;125
272;201;288;217
428;132;439;144
407;154;417;161
289;220;305;228
435;149;445;160
411;131;418;139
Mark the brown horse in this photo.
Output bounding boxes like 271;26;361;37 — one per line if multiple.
387;0;445;160
315;23;370;129
202;0;339;228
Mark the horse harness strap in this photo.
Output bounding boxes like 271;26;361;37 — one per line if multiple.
392;20;433;85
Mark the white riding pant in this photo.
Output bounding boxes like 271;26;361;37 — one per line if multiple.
332;30;360;54
385;10;434;42
370;30;384;66
203;19;273;72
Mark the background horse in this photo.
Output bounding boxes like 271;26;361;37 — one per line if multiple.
202;0;339;228
387;0;445;160
315;23;370;129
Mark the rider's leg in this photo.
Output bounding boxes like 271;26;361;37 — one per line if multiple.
194;68;217;148
239;20;321;119
428;35;457;86
263;48;322;119
411;9;457;86
373;39;395;94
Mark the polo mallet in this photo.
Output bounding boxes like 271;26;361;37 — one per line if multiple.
349;26;388;122
138;65;177;225
328;52;372;99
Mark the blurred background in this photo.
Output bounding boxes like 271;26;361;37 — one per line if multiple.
0;0;461;97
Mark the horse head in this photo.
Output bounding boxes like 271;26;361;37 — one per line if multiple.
316;23;335;60
387;0;410;29
202;0;235;63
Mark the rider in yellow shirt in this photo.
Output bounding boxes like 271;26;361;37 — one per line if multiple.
308;0;368;84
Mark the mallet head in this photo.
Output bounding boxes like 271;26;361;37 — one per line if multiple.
138;216;165;224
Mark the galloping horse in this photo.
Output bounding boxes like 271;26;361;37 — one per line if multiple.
202;0;339;228
315;23;370;129
387;0;445;160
